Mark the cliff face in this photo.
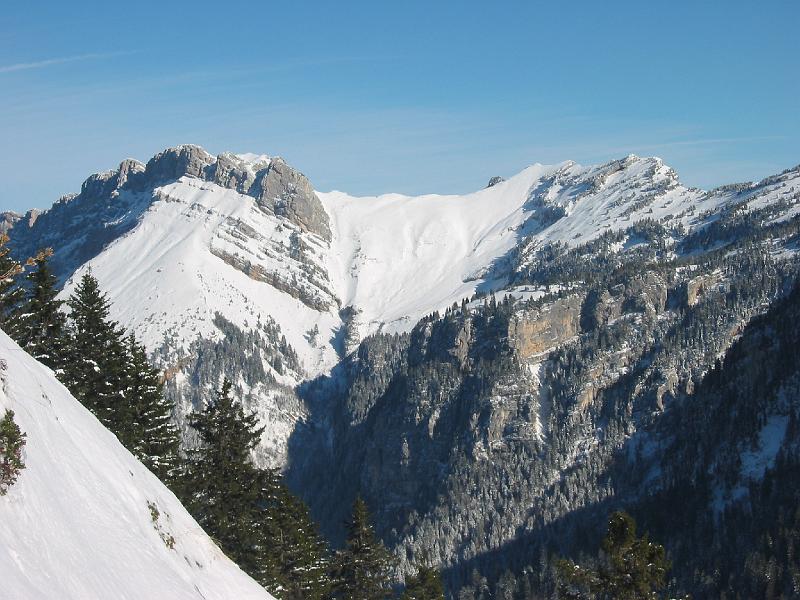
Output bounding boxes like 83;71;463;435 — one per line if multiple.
509;295;582;359
289;227;800;596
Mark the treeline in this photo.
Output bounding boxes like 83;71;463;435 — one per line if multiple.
0;240;181;482
0;237;444;599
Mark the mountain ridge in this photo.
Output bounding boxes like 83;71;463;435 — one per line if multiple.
3;144;799;470
4;143;800;596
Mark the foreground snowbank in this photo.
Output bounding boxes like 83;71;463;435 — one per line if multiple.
0;330;272;600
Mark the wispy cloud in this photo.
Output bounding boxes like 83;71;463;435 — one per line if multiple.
0;51;134;74
628;135;787;151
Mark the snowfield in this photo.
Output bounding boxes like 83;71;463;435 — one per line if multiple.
318;163;558;338
57;150;800;382
0;330;273;600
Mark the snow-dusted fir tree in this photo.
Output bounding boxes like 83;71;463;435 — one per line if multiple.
402;563;445;600
255;469;331;599
185;378;334;598
123;332;181;483
61;272;184;487
185;378;265;571
0;233;25;335
15;250;68;371
557;511;670;600
64;272;130;434
0;409;26;495
330;497;394;600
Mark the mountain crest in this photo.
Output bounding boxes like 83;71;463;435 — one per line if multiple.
4;145;332;283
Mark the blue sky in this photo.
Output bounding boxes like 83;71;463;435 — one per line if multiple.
1;1;798;212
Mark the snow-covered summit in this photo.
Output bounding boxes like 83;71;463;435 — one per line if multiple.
9;143;800;374
0;330;273;600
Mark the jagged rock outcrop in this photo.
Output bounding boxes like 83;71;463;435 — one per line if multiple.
623;272;668;315
682;272;722;307
116;158;146;188
0;211;21;235
3;144;333;280
486;176;505;188
256;157;331;241
210;152;263;193
144;144;215;186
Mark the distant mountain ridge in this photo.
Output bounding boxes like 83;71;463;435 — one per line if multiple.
3;145;799;468
4;144;800;597
3;145;329;283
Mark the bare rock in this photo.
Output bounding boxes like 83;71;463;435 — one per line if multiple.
486;176;505;188
256;158;331;241
142;144;215;187
509;294;583;359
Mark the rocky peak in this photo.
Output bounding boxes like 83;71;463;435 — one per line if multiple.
79;170;119;199
486;176;505;188
210;152;264;193
256;157;331;241
76;158;145;199
143;144;215;186
3;143;335;286
0;211;21;235
116;158;145;188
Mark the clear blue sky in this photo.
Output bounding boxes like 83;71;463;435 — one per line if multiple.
2;1;798;212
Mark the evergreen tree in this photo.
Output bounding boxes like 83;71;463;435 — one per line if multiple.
0;233;25;335
402;563;445;600
123;332;181;483
185;378;265;571
16;249;68;371
185;379;333;597
330;496;394;600
0;409;26;495
557;511;670;600
255;469;332;599
64;272;130;436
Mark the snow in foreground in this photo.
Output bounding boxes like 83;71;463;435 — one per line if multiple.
0;330;273;600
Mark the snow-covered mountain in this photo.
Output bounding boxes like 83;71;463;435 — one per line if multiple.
5;144;800;597
4;145;799;467
0;330;273;600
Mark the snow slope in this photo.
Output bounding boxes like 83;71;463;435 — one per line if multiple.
32;146;798;468
54;150;800;381
0;330;273;600
58;159;564;376
61;176;341;377
318;163;559;336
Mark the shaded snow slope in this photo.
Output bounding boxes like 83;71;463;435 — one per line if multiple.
0;330;273;600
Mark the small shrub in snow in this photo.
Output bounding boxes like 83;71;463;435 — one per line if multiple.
147;500;176;549
0;409;26;495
